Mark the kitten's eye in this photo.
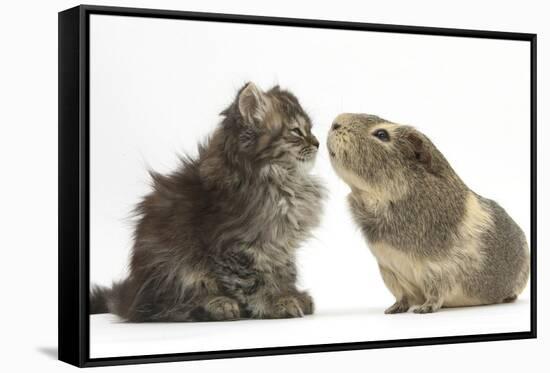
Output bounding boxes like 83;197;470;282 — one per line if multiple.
291;128;304;137
373;129;390;142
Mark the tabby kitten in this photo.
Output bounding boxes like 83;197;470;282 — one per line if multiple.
90;82;325;321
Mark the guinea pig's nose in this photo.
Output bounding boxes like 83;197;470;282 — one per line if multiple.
332;123;341;131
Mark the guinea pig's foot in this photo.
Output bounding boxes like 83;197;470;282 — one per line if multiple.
413;302;441;314
384;300;410;314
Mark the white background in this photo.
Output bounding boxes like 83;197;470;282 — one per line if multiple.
88;12;531;357
0;0;548;371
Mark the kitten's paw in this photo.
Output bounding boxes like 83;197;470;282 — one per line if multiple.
295;291;314;315
273;296;304;318
384;300;409;314
205;296;241;321
413;302;440;314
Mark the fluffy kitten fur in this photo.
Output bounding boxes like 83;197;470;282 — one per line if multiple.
90;82;325;322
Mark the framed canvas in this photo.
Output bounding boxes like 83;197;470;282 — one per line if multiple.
58;4;537;368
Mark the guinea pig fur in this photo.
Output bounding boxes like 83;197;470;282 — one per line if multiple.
327;113;530;314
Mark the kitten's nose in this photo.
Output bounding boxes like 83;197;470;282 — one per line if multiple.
332;123;341;131
310;137;320;148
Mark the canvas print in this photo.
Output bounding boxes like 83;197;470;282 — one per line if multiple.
83;11;532;360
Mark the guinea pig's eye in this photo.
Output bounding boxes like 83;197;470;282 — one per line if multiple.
373;129;390;142
291;128;304;137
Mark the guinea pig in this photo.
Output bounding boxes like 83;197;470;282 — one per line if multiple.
327;113;530;314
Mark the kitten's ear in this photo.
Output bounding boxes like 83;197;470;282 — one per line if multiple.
238;82;270;125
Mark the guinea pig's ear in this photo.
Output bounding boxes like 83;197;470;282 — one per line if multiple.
405;132;437;174
238;82;270;125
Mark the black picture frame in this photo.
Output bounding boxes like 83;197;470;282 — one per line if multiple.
58;4;537;368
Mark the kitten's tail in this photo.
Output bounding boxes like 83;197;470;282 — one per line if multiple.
90;285;112;314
